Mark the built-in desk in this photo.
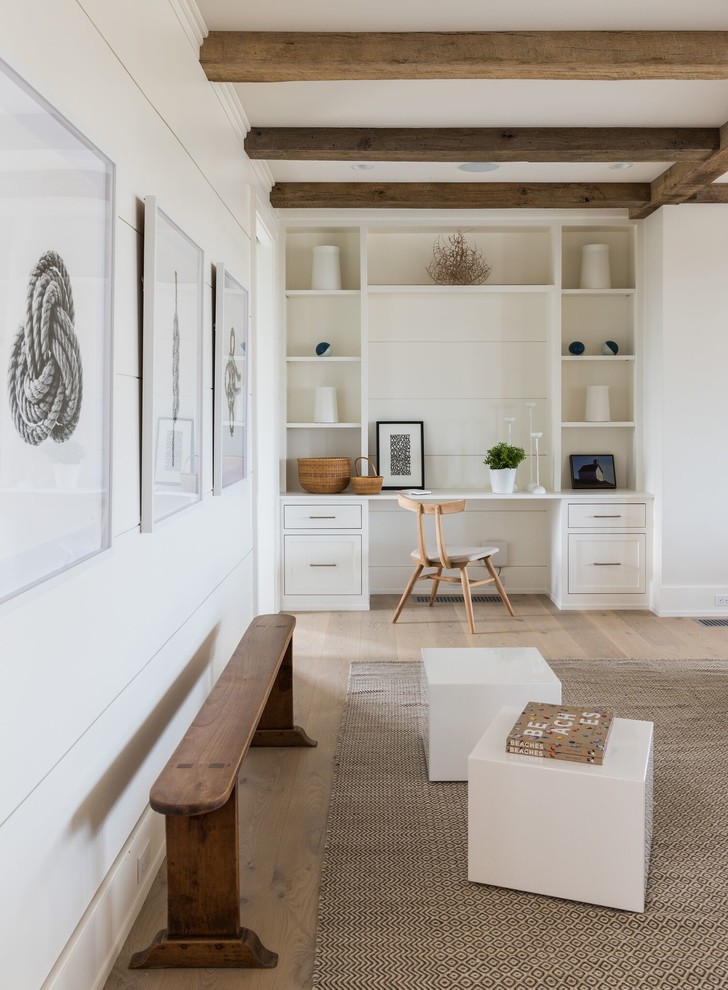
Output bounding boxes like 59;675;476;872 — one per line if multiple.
280;490;652;612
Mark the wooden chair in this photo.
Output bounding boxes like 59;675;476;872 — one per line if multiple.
391;494;515;634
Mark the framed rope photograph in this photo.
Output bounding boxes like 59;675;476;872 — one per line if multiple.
213;264;249;494
376;421;425;490
141;198;204;531
0;57;114;605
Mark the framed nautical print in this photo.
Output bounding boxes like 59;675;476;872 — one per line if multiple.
213;263;248;494
0;57;114;604
141;197;203;531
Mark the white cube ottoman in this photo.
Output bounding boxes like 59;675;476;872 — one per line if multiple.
421;647;562;781
468;705;654;912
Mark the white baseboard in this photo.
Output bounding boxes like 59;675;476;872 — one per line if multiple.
41;808;165;990
650;581;728;617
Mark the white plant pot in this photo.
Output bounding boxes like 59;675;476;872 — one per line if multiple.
489;468;517;494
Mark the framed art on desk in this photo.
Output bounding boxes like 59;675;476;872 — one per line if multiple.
570;454;616;489
376;421;424;490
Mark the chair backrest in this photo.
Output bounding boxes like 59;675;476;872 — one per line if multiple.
397;494;466;569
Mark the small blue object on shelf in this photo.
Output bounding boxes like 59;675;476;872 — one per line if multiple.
601;340;619;355
568;341;585;355
315;341;332;356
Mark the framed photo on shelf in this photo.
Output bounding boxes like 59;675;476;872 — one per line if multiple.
569;454;617;490
141;197;204;531
376;421;424;490
213;264;249;494
0;57;114;605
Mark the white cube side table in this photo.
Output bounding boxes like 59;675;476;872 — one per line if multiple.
468;705;654;912
421;647;562;781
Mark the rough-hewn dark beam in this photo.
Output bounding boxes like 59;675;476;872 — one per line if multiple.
687;185;728;203
245;126;717;163
201;31;728;83
270;182;650;210
630;121;728;218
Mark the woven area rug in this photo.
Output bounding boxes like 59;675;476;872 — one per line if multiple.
313;659;728;990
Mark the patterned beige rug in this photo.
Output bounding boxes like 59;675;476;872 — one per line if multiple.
313;658;728;990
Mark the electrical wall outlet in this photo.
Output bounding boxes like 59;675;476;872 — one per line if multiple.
715;594;728;607
136;839;151;885
481;540;508;567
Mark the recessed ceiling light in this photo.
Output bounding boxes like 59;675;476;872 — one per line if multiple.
351;163;374;171
609;162;634;170
458;162;500;173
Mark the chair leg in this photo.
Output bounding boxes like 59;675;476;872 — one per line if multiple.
392;564;424;624
459;565;476;635
485;557;515;617
428;566;443;606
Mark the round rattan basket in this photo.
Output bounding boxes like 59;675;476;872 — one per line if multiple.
351;456;383;495
297;457;351;494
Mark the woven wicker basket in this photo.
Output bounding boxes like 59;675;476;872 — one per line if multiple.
351;456;383;495
297;457;351;494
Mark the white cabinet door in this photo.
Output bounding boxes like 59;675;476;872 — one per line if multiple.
568;534;646;594
284;535;362;595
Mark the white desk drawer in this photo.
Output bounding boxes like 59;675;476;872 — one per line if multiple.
284;535;362;595
284;503;362;530
568;534;646;594
568;502;646;529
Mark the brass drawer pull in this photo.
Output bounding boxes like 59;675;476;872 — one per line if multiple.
593;514;621;518
593;562;621;566
309;515;336;519
310;563;337;567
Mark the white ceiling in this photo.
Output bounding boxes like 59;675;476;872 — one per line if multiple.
196;1;728;186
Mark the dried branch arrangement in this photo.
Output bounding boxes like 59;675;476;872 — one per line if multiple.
426;230;492;285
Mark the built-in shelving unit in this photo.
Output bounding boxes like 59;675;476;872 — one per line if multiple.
280;215;645;609
559;224;640;491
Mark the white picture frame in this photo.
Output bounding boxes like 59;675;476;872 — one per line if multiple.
213;263;249;494
141;197;203;532
0;57;114;605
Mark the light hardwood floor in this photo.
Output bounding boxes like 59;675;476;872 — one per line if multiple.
104;595;728;990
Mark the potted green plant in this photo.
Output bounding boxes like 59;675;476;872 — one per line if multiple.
483;442;526;494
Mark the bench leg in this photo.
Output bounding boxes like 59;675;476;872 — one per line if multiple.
252;637;317;748
129;787;277;969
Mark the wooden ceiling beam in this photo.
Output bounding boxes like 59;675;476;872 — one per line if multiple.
245;126;718;163
201;31;728;83
687;185;728;203
630;121;728;218
270;182;650;210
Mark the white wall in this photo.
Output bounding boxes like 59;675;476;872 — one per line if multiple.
644;204;728;615
0;3;270;988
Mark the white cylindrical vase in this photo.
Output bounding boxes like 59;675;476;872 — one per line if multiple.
580;243;611;289
585;385;611;422
489;468;517;494
313;386;339;423
311;245;342;290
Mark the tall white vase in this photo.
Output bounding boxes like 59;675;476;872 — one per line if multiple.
311;245;342;290
580;243;611;289
585;384;611;422
313;386;339;423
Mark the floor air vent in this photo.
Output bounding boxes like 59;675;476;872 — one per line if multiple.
415;595;502;604
696;618;728;627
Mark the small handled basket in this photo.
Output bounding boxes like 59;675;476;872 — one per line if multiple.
351;456;383;495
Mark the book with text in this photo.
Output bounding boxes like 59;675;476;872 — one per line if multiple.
505;701;614;765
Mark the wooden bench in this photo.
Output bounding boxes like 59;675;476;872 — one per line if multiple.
129;612;316;969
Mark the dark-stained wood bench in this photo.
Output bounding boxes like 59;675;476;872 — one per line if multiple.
129;613;316;970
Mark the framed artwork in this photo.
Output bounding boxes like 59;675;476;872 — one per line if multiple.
376;421;425;490
141;197;203;531
213;263;249;494
0;57;114;605
569;454;617;489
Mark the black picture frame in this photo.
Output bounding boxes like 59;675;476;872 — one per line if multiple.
569;454;617;489
376;421;425;489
